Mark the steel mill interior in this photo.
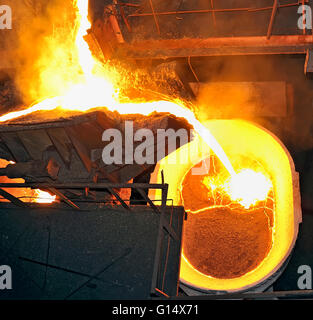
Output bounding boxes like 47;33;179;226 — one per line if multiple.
0;0;313;300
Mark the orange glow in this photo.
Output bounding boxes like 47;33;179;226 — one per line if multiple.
0;1;302;291
33;190;56;204
0;0;236;179
180;154;274;279
0;0;236;206
0;160;56;204
151;120;301;292
0;2;285;215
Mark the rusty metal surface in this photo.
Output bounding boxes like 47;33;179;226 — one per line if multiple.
0;110;192;206
114;35;313;59
91;0;313;59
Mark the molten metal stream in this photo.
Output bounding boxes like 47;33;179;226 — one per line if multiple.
0;0;236;178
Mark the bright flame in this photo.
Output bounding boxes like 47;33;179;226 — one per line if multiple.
33;190;56;204
76;0;94;75
224;169;272;208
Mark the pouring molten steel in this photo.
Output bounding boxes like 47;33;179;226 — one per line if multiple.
0;1;301;292
152;120;301;292
0;0;270;208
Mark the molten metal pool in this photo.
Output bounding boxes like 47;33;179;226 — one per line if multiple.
152;119;302;293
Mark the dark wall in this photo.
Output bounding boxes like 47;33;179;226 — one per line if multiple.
115;0;311;41
89;0;111;22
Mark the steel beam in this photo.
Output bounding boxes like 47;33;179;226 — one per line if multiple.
0;188;29;208
267;0;279;39
0;182;169;190
116;35;313;59
305;49;313;74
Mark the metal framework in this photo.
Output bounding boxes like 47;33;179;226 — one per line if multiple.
117;0;310;38
0;181;183;298
117;35;313;58
94;0;313;60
